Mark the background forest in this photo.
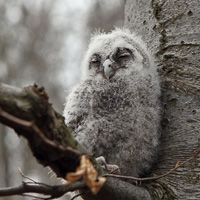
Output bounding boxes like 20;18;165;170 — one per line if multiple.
0;1;124;199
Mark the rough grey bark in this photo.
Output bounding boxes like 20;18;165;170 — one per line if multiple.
125;0;200;199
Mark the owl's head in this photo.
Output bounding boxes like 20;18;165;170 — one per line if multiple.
81;28;153;81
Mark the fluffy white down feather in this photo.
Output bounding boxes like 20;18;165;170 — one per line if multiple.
63;28;160;177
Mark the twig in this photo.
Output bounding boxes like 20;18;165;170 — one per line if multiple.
71;193;83;200
19;168;54;189
109;167;120;174
23;193;49;200
0;181;86;199
18;168;38;184
104;149;200;182
71;191;90;200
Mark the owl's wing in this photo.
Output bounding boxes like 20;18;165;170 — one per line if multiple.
63;81;92;133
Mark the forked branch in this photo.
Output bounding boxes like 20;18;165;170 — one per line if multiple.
0;181;85;199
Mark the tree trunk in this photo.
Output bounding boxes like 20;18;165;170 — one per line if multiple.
125;0;200;199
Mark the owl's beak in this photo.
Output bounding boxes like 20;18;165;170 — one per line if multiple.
103;59;115;79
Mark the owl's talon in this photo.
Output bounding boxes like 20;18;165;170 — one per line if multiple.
96;156;108;170
96;156;120;174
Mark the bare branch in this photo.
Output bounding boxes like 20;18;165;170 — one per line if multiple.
0;83;81;178
0;181;86;199
104;149;200;181
0;107;80;157
18;168;38;184
71;192;87;200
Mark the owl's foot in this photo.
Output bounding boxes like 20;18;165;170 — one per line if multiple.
96;156;121;174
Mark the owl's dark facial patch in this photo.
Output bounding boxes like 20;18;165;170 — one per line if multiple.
89;54;105;76
113;47;133;65
89;54;101;68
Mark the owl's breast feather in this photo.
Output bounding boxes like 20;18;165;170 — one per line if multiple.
91;79;135;116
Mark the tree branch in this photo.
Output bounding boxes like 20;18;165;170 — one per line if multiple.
0;83;81;178
103;149;200;181
0;107;80;158
0;181;86;199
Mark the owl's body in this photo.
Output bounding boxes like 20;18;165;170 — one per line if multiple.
64;28;160;177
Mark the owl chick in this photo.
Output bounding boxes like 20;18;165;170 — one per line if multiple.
63;28;160;177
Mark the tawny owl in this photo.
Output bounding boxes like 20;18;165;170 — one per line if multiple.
63;28;160;177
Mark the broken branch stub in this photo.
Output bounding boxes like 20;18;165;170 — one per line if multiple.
0;83;81;178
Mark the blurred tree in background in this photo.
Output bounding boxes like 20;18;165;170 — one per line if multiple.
0;0;124;199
